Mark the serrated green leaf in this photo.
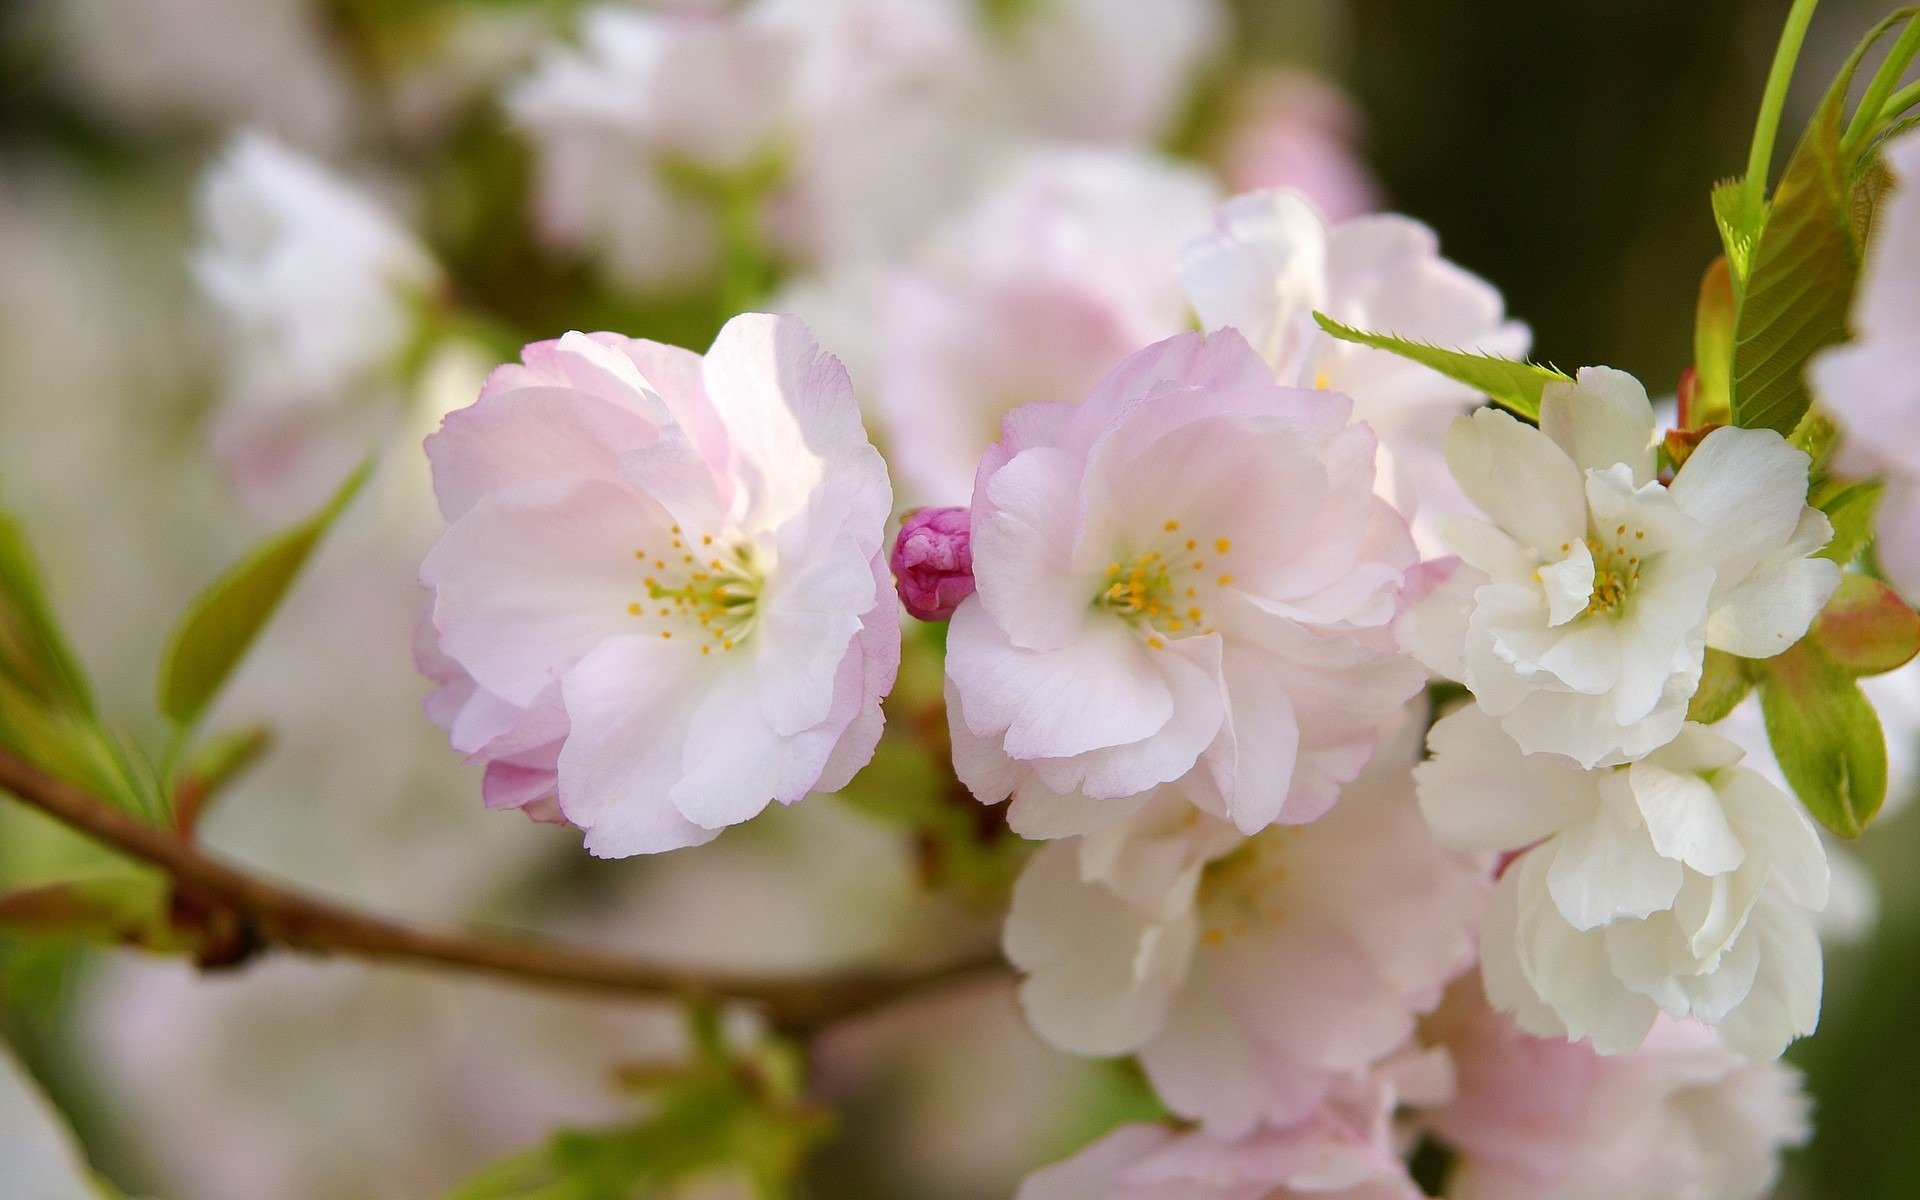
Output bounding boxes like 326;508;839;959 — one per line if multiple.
158;459;372;729
1312;313;1569;420
1760;644;1887;837
1815;478;1884;564
1687;648;1753;725
1729;17;1900;435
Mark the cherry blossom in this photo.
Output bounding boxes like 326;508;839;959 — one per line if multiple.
1003;718;1486;1135
418;315;897;856
1416;706;1829;1057
946;329;1426;835
1398;367;1840;767
1016;1111;1424;1200
1421;979;1810;1200
1180;188;1527;553
875;148;1216;504
192;131;439;512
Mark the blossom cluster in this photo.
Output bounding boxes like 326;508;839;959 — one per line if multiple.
171;1;1920;1195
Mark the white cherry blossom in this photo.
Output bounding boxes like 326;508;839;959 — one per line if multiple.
1399;367;1840;767
1416;706;1829;1057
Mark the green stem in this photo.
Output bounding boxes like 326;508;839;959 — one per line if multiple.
1844;10;1920;152
1745;0;1823;230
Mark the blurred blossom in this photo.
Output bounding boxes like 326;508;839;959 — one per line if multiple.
83;959;684;1200
875;148;1217;505
1017;1111;1424;1200
48;0;359;150
1002;718;1485;1138
812;979;1100;1197
984;0;1225;143
1181;188;1527;555
1220;70;1383;222
508;0;994;290
947;329;1423;838
1811;129;1920;604
419;317;898;857
194;132;440;516
1421;979;1810;1200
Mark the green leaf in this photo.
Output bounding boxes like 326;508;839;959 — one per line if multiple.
1760;644;1887;837
1711;179;1754;284
1729;16;1901;435
0;508;93;720
1807;573;1920;676
1815;478;1884;564
1311;314;1570;421
158;459;373;728
1687;648;1753;725
1688;256;1736;428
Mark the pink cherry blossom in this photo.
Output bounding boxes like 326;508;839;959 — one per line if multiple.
1420;980;1810;1200
1016;1112;1423;1200
875;148;1217;505
946;328;1426;836
418;315;898;856
1001;716;1488;1136
1180;189;1528;555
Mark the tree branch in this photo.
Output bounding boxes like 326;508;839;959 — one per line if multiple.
0;747;1000;1033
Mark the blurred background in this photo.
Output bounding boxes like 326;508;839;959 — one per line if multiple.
0;0;1914;1197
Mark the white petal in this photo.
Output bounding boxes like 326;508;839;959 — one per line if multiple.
1706;547;1840;659
1004;842;1193;1056
1444;408;1587;557
1179;188;1330;370
1538;366;1658;485
1545;799;1685;931
1415;705;1595;853
1538;540;1597;627
1628;759;1746;876
1668;426;1815;600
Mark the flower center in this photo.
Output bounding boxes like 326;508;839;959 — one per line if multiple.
1580;521;1648;618
1197;831;1292;947
627;525;765;654
1093;519;1233;648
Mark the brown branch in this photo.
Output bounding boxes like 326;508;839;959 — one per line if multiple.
0;747;1000;1032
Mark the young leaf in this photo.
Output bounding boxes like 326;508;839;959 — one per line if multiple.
1760;644;1888;838
1711;179;1754;284
1729;16;1902;434
1312;313;1570;420
1688;256;1736;428
1687;648;1753;725
0;508;94;719
158;459;373;729
1807;573;1920;676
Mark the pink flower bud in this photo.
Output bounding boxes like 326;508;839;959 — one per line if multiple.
891;506;975;621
